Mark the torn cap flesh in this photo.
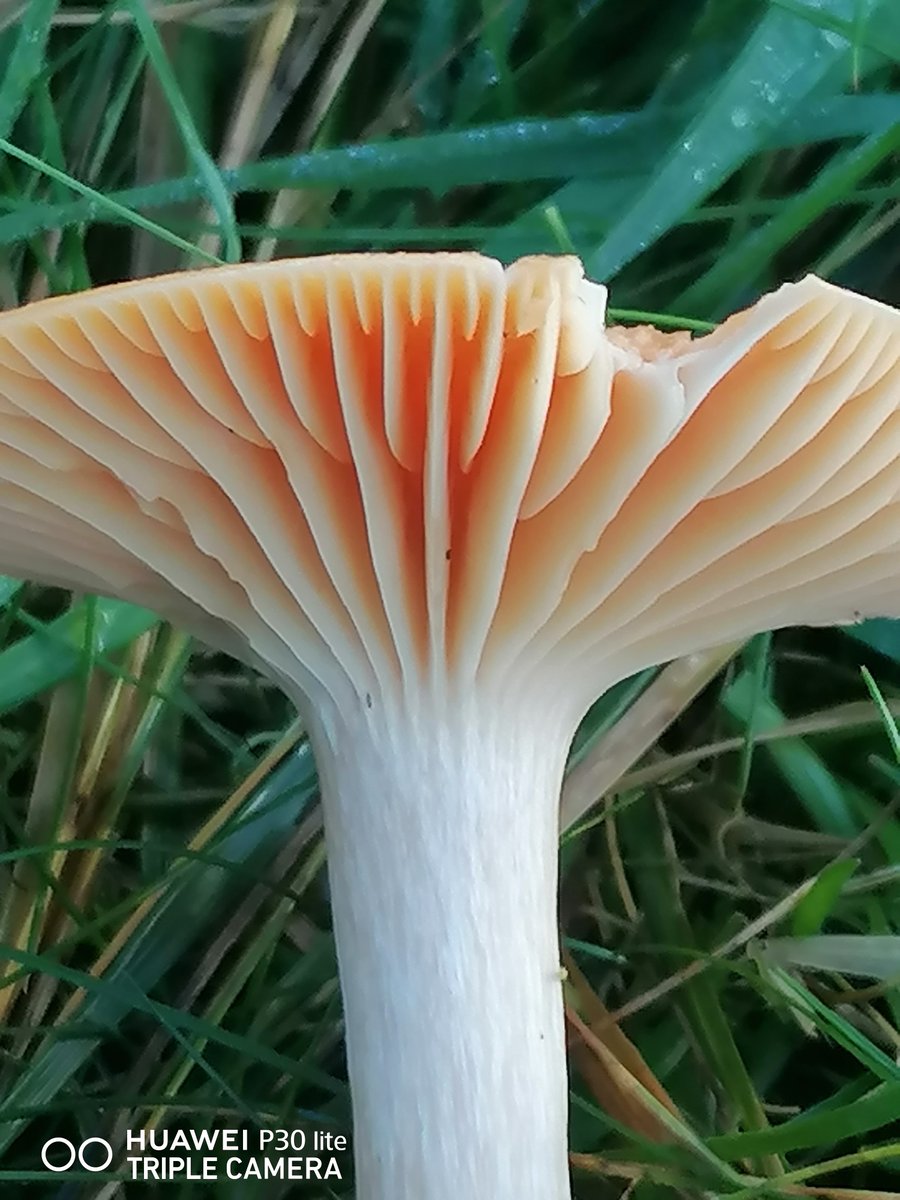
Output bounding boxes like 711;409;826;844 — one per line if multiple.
0;254;896;729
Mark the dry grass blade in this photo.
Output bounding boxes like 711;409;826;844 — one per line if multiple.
565;952;680;1141
0;680;82;1023
11;634;159;1060
64;630;157;913
788;1190;900;1199
568;1153;685;1188
561;642;745;832
607;874;819;1028
50;0;301;28
256;0;387;260
610;697;900;796
196;0;303;257
131;26;186;278
570;1154;900;1198
120;811;323;1145
54;720;304;1026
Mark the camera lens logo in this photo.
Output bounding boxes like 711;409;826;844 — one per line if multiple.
41;1137;114;1173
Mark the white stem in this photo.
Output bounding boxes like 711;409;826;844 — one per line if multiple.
310;698;572;1200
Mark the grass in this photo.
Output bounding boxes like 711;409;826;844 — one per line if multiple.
0;0;899;1195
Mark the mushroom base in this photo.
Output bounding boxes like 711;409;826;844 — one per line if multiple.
308;695;572;1200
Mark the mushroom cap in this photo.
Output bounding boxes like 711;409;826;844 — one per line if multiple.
0;253;896;722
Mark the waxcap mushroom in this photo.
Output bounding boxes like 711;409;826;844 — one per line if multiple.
0;253;897;1200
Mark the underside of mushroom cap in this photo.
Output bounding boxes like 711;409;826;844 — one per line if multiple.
0;255;896;722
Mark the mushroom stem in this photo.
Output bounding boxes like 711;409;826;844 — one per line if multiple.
309;695;572;1200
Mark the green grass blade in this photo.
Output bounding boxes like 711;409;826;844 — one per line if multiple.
120;0;239;262
586;0;879;282
0;597;158;713
0;0;57;141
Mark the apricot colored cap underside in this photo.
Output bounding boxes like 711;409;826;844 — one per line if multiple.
0;253;897;714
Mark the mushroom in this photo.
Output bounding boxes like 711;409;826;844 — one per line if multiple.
0;253;898;1200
